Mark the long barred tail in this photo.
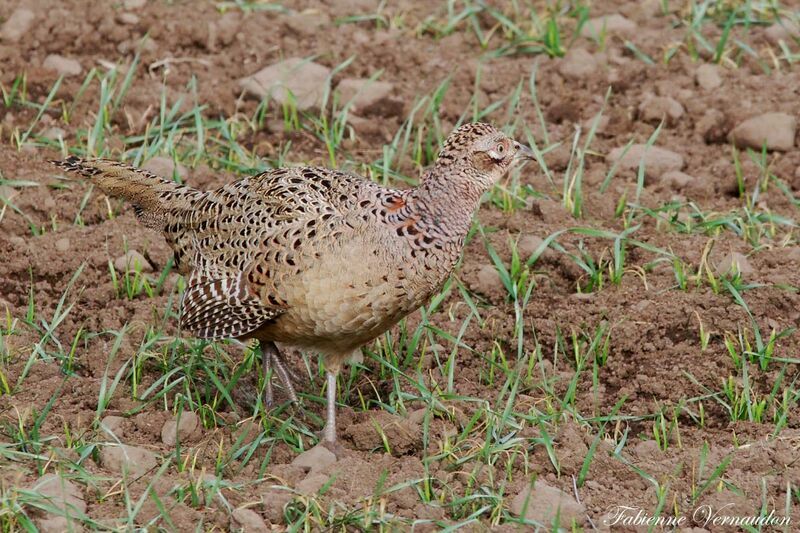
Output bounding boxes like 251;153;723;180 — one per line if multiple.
51;156;204;228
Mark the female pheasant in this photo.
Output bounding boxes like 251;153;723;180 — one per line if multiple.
54;122;534;443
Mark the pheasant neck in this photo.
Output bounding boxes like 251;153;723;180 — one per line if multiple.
405;168;485;242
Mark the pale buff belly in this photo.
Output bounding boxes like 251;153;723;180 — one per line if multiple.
255;238;432;356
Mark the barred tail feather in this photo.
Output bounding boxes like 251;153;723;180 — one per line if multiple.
51;156;201;218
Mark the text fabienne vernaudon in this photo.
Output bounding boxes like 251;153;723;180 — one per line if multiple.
605;505;792;529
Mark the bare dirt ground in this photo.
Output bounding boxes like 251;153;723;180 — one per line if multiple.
1;0;800;531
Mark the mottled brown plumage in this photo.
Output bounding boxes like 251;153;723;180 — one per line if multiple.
53;122;534;442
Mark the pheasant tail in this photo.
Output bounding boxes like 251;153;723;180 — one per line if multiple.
51;156;203;229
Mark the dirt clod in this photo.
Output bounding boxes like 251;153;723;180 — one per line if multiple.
729;112;797;152
510;480;586;528
161;411;200;445
261;489;293;524
607;143;684;179
114;250;153;273
581;14;637;37
695;64;722;90
764;18;800;45
285;10;331;36
2;2;800;529
639;95;684;126
123;0;147;10
239;58;332;111
714;251;754;277
659;170;695;191
474;264;505;297
696;109;730;143
291;444;337;474
142;156;188;180
28;474;86;533
344;411;422;454
296;473;330;495
42;127;66;141
42;55;82;78
116;12;139;25
231;507;270;533
99;444;159;476
517;234;546;262
0;7;35;43
337;78;397;116
55;237;71;252
558;48;598;81
100;415;127;438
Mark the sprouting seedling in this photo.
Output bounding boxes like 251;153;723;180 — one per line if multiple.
108;258;153;300
695;311;710;351
0;72;27;108
561;88;610;218
307;55;356;167
690;442;733;505
696;239;720;293
653;410;670;451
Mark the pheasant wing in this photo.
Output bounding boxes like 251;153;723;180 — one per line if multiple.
179;271;284;340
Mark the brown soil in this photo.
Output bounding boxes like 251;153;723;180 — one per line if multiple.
1;0;800;530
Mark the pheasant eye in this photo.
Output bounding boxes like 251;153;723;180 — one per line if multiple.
496;144;505;153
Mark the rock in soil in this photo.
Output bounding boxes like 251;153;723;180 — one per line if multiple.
0;8;35;43
291;444;337;474
114;250;153;273
607;144;684;180
42;55;82;77
231;507;270;533
729;112;796;152
28;474;86;533
239;58;331;111
100;444;158;476
510;480;586;528
695;64;722;90
161;411;200;446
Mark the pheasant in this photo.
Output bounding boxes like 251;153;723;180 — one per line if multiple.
53;122;534;443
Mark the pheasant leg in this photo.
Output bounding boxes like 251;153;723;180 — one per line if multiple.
261;341;298;405
270;348;299;403
323;368;338;443
261;344;274;407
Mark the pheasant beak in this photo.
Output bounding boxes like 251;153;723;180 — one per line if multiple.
513;141;535;161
